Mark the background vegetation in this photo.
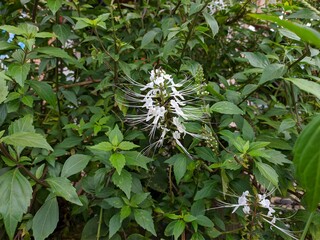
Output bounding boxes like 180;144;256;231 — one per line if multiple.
0;0;320;239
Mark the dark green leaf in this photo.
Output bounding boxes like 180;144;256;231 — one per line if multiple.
32;196;59;240
61;154;91;178
7;63;30;87
259;64;287;84
294;116;320;210
46;177;82;206
255;161;279;188
109;213;122;239
112;169;132;199
53;24;71;45
47;0;63;15
202;12;219;38
196;215;214;227
0;78;8;104
210;101;244;115
133;209;157;236
29;80;57;107
2;132;53;151
0;169;32;240
123;151;153;170
242;52;269;68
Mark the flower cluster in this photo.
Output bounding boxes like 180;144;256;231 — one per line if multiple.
126;68;207;155
207;0;226;15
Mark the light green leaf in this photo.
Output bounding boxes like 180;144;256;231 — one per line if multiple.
90;142;113;153
110;153;126;175
46;177;82;206
35;47;76;62
285;78;320;100
133;209;157;236
109;213;122;239
118;141;139;151
47;0;63;15
2;132;53;151
131;193;150;206
28;80;57;107
294;115;320;210
202;12;219;38
32;196;59;240
112;169;132;199
61;154;91;178
7;63;30;87
120;205;131;221
0;78;8;104
255;161;279;188
109;125;123;146
173;220;185;240
242;52;269;68
0;25;21;35
210;101;244;115
0;169;33;240
259;64;287;84
249;13;320;48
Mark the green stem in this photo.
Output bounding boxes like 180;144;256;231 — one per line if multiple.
300;211;314;240
96;207;103;240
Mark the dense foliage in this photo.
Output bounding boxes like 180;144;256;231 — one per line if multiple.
0;0;320;239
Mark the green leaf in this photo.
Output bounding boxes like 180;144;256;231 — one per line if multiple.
0;169;33;240
131;193;150;206
196;215;214;227
35;47;76;63
0;78;8;104
285;78;320;100
46;177;82;206
110;153;126;175
278;118;296;133
32;196;59;240
47;0;63;15
21;95;33;107
133;209;157;236
112;169;132;199
109;213;122;239
28;80;57;107
0;41;18;51
7;63;30;87
255;161;279;188
61;90;78;106
61;154;91;178
9;115;34;134
141;30;159;49
122;151;153;170
90;142;113;152
103;197;124;208
294;115;320;210
118;141;139;150
109;125;123;146
242;52;269;68
210;101;244;115
0;25;21;35
173;154;187;184
53;24;71;45
2;132;53;151
120;205;131;221
249;13;320;48
259;64;287;84
202;12;219;38
173;220;185;240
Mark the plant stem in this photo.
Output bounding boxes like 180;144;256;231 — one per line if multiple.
300;211;314;240
96;207;103;240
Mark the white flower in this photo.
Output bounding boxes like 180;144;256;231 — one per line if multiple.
258;194;276;217
232;190;250;214
208;0;226;14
